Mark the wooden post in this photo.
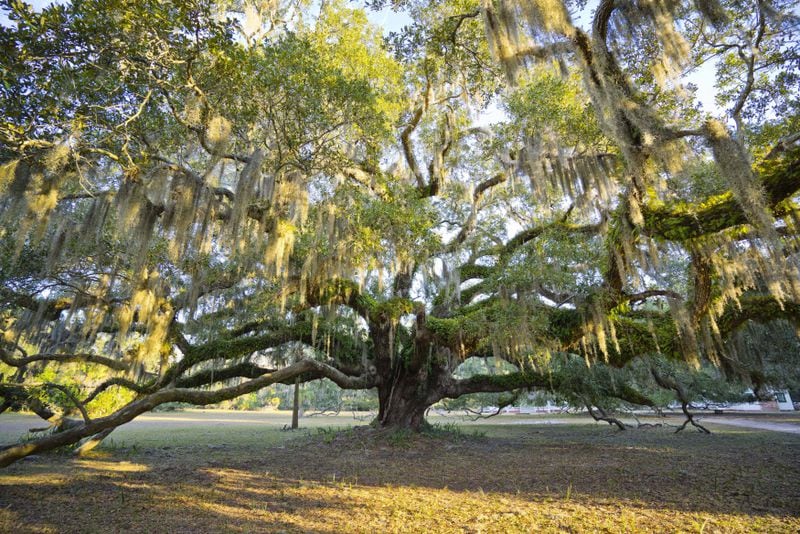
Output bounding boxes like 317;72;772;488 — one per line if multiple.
291;377;300;429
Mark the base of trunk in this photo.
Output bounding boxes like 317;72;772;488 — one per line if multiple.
377;395;430;431
377;409;428;431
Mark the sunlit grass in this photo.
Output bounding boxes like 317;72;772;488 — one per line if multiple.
74;460;149;473
1;411;799;532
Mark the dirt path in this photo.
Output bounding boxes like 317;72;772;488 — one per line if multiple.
703;417;800;434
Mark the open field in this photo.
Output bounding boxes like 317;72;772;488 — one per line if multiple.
2;410;800;533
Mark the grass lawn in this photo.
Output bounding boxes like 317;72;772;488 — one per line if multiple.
1;410;799;533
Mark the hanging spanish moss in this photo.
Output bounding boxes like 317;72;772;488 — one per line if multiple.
705;119;780;245
518;0;573;36
667;297;700;367
482;0;528;83
228;149;266;244
693;0;728;28
630;0;689;81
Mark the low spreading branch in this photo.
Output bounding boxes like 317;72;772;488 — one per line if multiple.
584;400;627;431
651;367;711;434
0;358;376;467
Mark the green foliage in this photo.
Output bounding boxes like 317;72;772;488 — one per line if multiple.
505;68;607;150
667;161;729;202
725;320;800;393
639;356;749;407
505;224;606;297
710;1;800;139
86;385;137;417
309;0;406;137
316;183;441;273
548;354;637;410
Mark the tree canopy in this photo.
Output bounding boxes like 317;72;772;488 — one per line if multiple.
1;0;799;466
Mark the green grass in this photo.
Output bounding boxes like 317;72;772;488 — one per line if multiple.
1;410;799;533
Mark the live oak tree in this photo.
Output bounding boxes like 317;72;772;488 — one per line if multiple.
1;0;799;466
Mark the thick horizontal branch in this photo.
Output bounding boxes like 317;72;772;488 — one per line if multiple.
585;294;800;367
176;357;367;390
624;289;683;304
499;221;600;258
458;264;494;280
172;316;366;383
175;363;277;389
515;41;574;60
174;328;306;378
715;294;800;335
612;384;657;407
443;370;550;397
534;284;575;305
643;149;800;241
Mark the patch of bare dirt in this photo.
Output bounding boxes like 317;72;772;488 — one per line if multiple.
2;423;799;533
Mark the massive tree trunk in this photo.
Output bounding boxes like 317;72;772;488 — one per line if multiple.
376;368;440;431
378;383;430;430
369;310;446;431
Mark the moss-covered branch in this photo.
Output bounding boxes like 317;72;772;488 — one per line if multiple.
715;294;800;335
443;370;551;397
642;149;800;241
304;278;415;323
0;287;83;321
174;358;367;390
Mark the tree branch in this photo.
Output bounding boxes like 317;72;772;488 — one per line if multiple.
446;172;508;251
0;358;375;467
443;370;550;398
401;104;426;189
642;149;800;241
0;348;127;372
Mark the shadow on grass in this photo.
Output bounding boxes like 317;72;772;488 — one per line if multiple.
1;424;799;532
